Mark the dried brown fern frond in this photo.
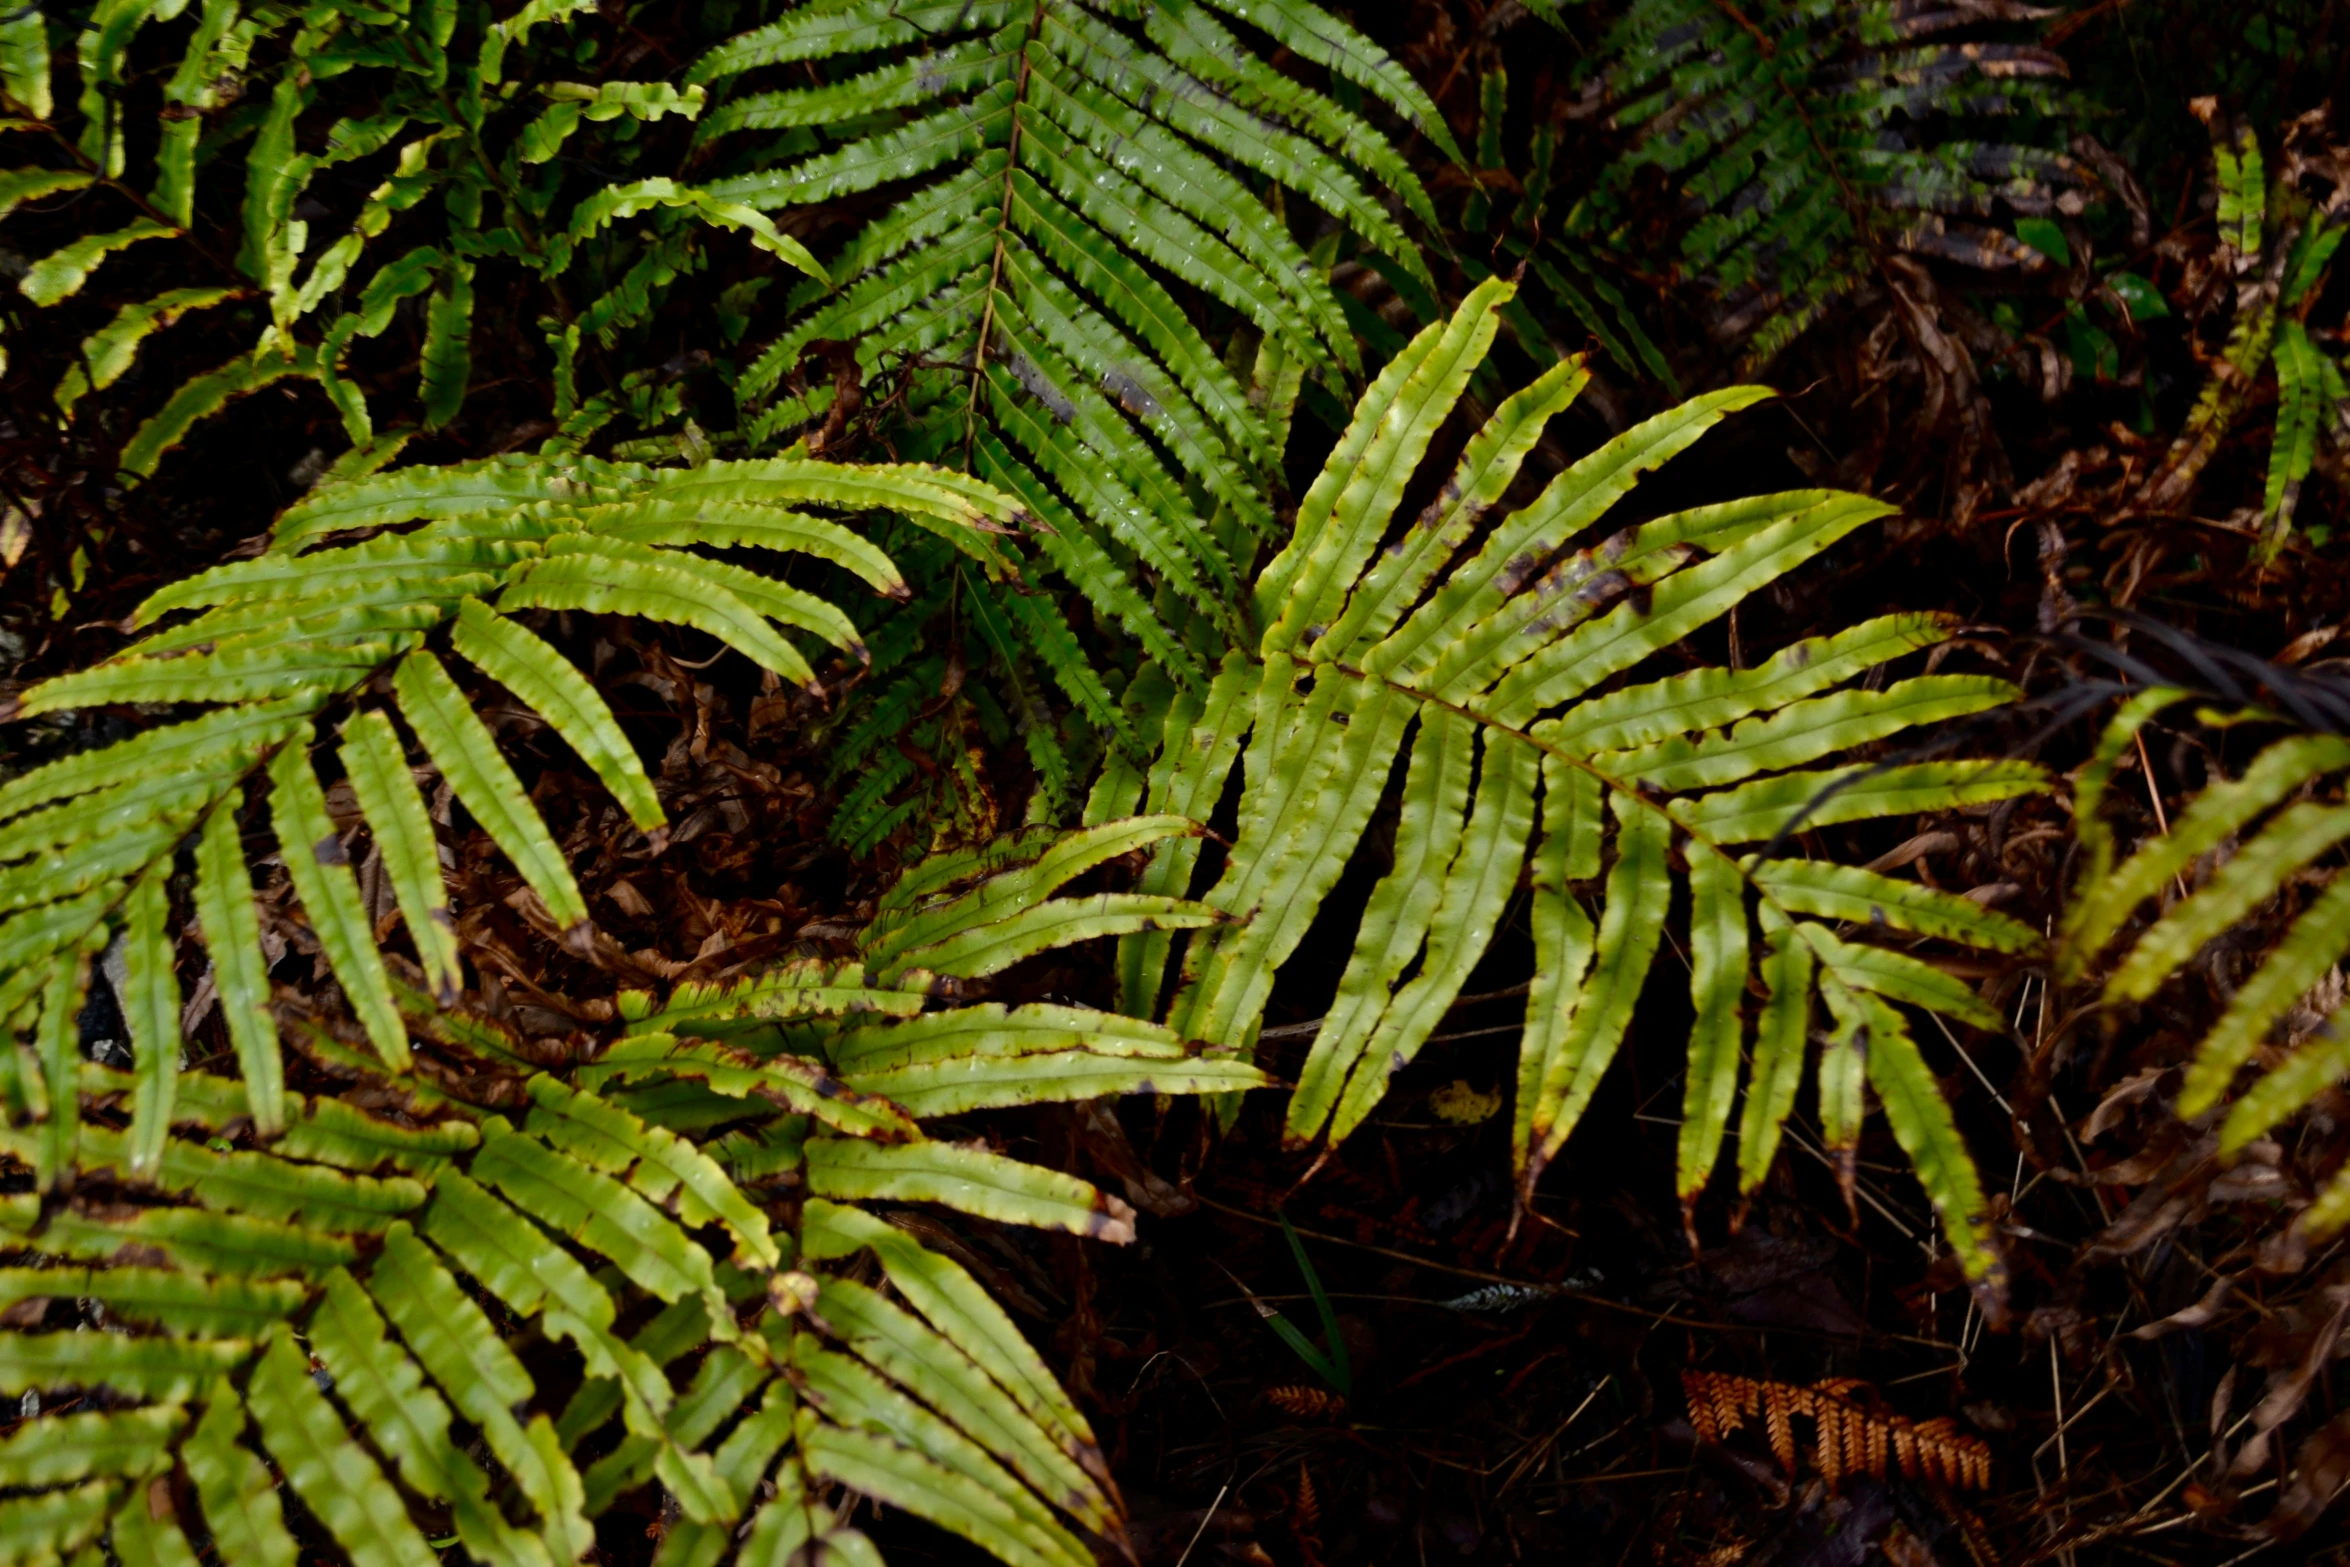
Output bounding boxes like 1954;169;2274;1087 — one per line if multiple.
1290;1461;1326;1567
1263;1385;1350;1423
1682;1370;1992;1490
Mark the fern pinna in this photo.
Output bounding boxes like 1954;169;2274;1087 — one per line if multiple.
1572;0;2086;367
1092;282;2046;1291
0;0;814;557
0;814;1264;1566
682;0;1451;843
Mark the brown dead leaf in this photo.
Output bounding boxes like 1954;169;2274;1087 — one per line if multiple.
2082;1065;2174;1141
2131;1275;2235;1339
1075;1102;1193;1218
2269;1410;2350;1539
2230;1290;2350;1478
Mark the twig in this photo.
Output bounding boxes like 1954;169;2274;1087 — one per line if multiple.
1496;1377;1611;1497
1777;1120;1926;1244
2132;728;2189;900
1172;1484;1230;1567
1925;1008;2017;1118
2052;1334;2076;1567
2036;1373;2118;1462
1532;1464;1697;1494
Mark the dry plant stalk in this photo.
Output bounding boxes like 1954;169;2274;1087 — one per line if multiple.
1683;1370;1992;1490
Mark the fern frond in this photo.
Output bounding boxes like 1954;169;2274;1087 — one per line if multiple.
814;320;1305;854
2065;707;2350;1195
1073;283;2042;1291
2136;106;2350;550
1573;0;2086;367
685;0;1434;841
0;826;1257;1567
1;453;1010;1136
0;0;825;538
1682;1370;1992;1490
2268;318;2328;533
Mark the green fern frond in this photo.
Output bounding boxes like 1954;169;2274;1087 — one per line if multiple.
1083;282;2042;1291
2132;107;2350;553
0;1060;1148;1567
1573;0;2086;367
811;325;1308;853
1438;69;1678;392
2062;700;2350;1226
0;0;822;539
1;452;1017;1135
683;0;1437;838
0;804;1270;1566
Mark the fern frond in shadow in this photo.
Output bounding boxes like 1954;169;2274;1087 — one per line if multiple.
0;0;814;610
1570;0;2088;368
2131;102;2350;554
1448;64;1680;395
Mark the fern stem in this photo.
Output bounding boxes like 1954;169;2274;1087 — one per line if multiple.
963;0;1052;460
1704;0;1777;57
